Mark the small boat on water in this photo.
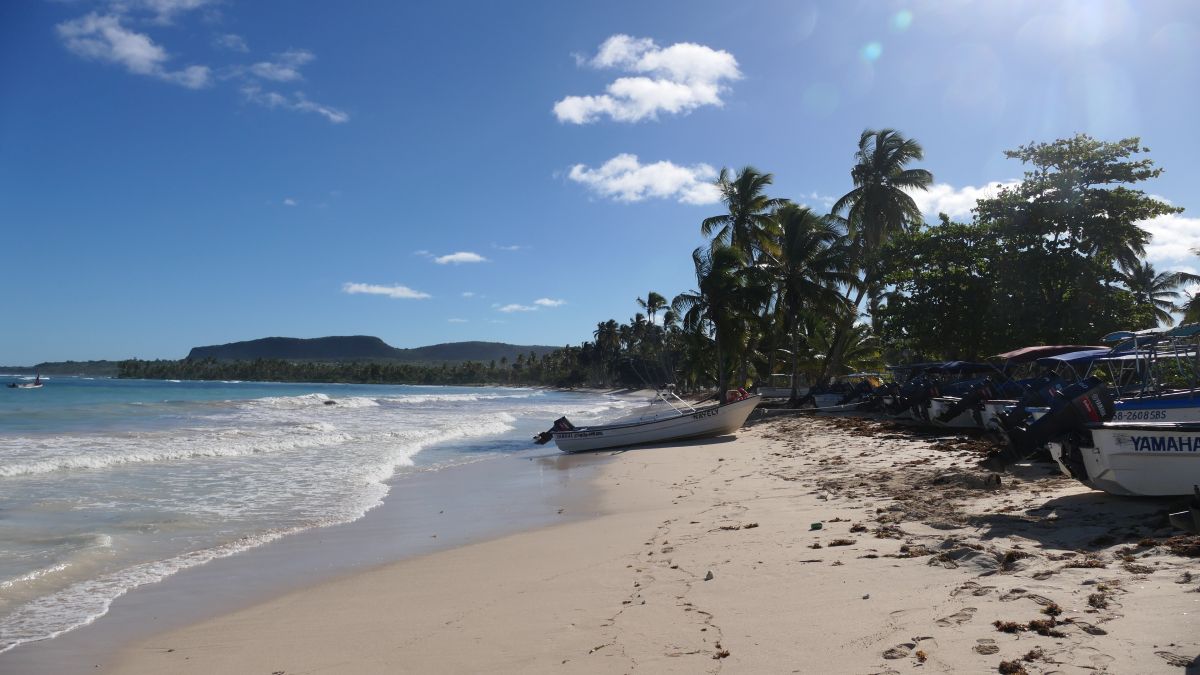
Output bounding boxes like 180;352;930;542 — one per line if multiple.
535;388;761;453
7;374;43;389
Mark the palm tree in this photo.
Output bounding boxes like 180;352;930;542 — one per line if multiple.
636;291;668;324
1180;292;1200;324
1119;261;1199;325
672;245;761;395
825;129;931;380
832;129;933;253
772;204;855;399
701;166;787;262
1177;247;1200;324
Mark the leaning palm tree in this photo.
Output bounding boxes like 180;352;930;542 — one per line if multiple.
1119;261;1199;325
701;166;787;262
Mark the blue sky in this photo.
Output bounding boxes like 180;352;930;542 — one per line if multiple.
3;0;1199;363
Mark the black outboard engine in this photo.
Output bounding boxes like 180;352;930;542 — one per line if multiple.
837;379;874;406
1003;377;1114;463
533;416;575;445
904;376;941;422
934;377;1000;424
995;373;1063;431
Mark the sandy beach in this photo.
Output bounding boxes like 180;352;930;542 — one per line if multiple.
92;414;1199;674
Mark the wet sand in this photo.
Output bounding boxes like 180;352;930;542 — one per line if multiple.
101;415;1199;674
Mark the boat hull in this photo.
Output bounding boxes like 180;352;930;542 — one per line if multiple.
552;395;761;453
1049;422;1200;496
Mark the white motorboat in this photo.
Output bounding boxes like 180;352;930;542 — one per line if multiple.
1050;422;1200;496
536;391;761;453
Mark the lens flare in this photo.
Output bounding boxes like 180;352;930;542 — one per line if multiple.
861;42;883;62
892;9;913;31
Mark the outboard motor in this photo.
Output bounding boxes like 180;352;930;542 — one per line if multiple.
1004;377;1115;463
837;379;874;406
905;377;941;422
533;416;575;445
934;377;1000;424
995;373;1064;431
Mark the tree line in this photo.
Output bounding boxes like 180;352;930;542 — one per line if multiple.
119;131;1200;392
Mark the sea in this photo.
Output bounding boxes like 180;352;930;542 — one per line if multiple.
0;376;629;654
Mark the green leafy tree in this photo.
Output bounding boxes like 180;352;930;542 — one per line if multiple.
976;135;1178;339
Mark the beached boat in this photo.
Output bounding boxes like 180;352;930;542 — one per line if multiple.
931;346;1104;431
535;391;761;453
1049;422;1200;496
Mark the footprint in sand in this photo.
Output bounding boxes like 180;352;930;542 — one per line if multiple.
973;639;999;655
1156;651;1196;667
951;581;995;597
1021;593;1054;606
882;643;915;659
935;607;977;626
1067;620;1107;636
999;588;1027;601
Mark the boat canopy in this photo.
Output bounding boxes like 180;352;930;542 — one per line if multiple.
1035;348;1112;368
993;345;1107;363
886;361;946;372
930;361;997;374
1165;322;1200;339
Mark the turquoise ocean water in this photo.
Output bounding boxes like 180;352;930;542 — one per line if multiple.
0;376;626;653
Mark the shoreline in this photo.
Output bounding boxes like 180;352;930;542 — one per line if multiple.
0;444;615;674
111;417;1200;674
10;415;1200;673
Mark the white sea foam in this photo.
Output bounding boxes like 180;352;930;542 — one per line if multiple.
0;563;73;592
0;384;610;654
0;425;353;477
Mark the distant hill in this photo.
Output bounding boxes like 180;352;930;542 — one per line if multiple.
0;361;120;377
185;336;559;364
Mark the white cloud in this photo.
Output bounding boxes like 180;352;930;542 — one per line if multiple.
907;180;1021;220
1140;211;1200;273
57;12;210;89
494;244;524;251
342;282;431;300
433;251;487;265
908;182;1200;277
461;291;476;297
554;34;741;124
568;153;720;204
533;298;566;307
447;318;468;323
247;49;314;82
113;0;216;23
241;84;349;124
498;304;538;313
213;33;248;52
282;198;297;206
